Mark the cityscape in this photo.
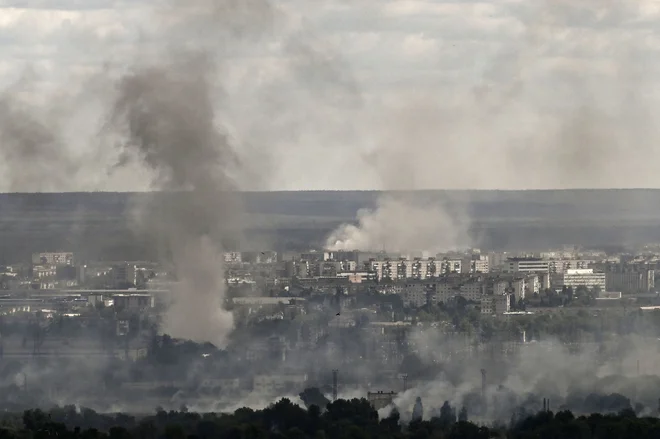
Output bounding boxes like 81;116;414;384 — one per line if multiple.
2;0;660;437
2;240;660;420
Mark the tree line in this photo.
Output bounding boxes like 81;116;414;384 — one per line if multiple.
2;394;660;439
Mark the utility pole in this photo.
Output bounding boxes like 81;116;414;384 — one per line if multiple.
332;369;338;401
401;374;408;392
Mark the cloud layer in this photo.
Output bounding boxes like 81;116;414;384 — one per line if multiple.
0;0;659;191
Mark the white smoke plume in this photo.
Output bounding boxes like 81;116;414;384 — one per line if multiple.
324;0;654;252
325;195;468;253
387;329;660;423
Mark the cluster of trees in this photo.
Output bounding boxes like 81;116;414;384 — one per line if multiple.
530;286;599;308
3;397;660;439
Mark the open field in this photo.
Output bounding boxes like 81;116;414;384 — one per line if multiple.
0;189;660;262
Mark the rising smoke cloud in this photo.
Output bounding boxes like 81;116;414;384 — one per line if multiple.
325;194;469;253
103;0;360;346
102;0;275;346
325;0;656;252
388;331;660;423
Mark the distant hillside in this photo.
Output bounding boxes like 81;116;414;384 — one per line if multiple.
0;189;659;263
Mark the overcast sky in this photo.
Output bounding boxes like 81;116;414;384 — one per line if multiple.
1;0;660;192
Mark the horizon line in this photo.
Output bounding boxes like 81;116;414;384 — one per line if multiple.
0;188;659;195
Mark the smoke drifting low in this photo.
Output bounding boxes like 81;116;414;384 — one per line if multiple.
388;331;660;423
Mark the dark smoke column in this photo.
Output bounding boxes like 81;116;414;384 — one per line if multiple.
109;53;242;347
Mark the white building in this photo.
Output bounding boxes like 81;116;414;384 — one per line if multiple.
32;252;74;266
440;259;462;275
368;258;439;281
556;269;606;291
224;252;242;263
502;258;550;273
548;259;594;274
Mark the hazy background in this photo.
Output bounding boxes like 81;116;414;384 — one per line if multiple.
0;0;658;192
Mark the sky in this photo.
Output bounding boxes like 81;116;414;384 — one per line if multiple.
1;0;660;191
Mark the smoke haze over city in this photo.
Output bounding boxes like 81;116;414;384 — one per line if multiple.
0;0;658;191
3;0;660;432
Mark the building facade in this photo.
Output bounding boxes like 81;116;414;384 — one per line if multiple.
557;269;606;291
502;258;550;273
606;270;655;293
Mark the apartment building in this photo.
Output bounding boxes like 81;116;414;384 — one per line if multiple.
502;258;550;273
32;252;74;266
113;294;154;311
547;259;594;274
368;258;440;281
555;268;606;291
440;259;462;275
484;273;539;300
462;255;489;274
112;264;138;287
480;294;511;314
606;270;655;293
401;283;430;308
486;252;509;272
433;278;484;303
224;252;242;263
